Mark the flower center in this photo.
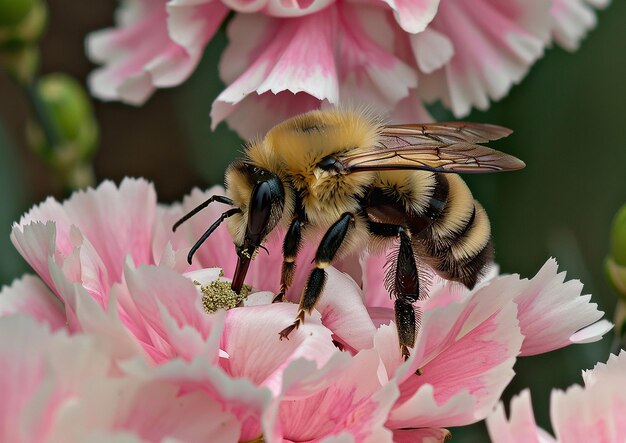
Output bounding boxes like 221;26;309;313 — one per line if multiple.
196;279;251;313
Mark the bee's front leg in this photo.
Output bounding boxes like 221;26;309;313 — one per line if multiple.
278;212;354;340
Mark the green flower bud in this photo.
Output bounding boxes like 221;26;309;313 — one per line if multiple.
0;0;35;27
27;74;98;191
610;204;626;267
0;0;46;47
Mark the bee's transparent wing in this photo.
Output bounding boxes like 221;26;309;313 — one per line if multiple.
342;122;525;174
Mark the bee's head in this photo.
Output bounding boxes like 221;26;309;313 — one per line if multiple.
225;161;287;292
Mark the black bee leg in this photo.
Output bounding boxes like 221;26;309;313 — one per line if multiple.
274;217;303;303
279;212;354;340
368;221;420;360
172;195;234;232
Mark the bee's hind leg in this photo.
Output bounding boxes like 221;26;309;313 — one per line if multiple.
274;216;304;303
368;221;420;360
279;212;354;340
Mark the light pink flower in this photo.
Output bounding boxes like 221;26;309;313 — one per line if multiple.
550;0;610;51
487;350;626;443
0;315;256;443
87;0;606;137
5;179;612;441
87;0;228;104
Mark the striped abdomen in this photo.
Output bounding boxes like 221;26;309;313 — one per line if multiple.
411;173;493;289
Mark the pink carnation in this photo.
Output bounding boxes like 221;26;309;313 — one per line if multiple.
3;179;612;441
86;0;609;137
487;350;626;443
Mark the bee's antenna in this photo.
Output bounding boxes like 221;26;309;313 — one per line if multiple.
173;195;234;232
187;208;242;264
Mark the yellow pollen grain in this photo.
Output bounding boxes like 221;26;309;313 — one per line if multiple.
201;280;251;313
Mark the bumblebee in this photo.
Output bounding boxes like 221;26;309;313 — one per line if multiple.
173;110;524;358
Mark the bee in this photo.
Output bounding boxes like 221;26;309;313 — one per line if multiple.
173;110;524;359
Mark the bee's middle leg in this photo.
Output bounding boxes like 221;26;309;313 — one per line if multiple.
279;212;354;340
368;221;420;360
274;216;303;303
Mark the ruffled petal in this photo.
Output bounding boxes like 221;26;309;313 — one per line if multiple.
213;4;417;137
380;0;440;34
551;0;609;51
313;267;377;352
212;11;339;131
116;264;224;364
87;0;214;104
486;390;555;443
221;303;339;396
551;351;626;443
514;258;611;356
388;275;524;428
418;0;551;117
166;0;229;53
275;349;398;442
0;275;65;330
12;179;157;299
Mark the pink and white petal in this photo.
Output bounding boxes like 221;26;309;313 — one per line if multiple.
216;90;324;140
263;0;335;17
391;90;434;124
419;0;551;117
61;179;157;278
313;267;377;352
131;357;271;442
48;260;148;361
582;349;626;387
0;275;65;329
50;378;240;442
87;1;205;104
212;11;339;132
550;351;626;443
221;303;338;396
276;349;398;443
361;252;393;310
11;222;64;292
120;264;224;364
410;28;454;74
0;316;116;442
12;179;158;300
486;390;555;443
393;428;451;443
389;276;523;428
551;0;609;51
166;0;229;53
381;0;439;34
337;4;418;110
514;258;610;356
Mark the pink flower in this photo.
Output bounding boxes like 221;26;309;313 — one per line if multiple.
87;0;606;137
0;315;256;442
4;179;612;441
486;350;626;443
550;0;610;51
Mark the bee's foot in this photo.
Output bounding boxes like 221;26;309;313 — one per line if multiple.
272;291;285;303
415;367;423;376
278;321;299;340
401;345;411;361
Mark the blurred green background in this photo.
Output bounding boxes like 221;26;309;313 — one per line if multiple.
0;0;625;440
